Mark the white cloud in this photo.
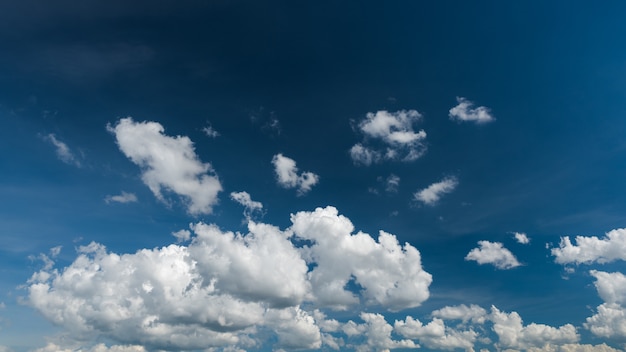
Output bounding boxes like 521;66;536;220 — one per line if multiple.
394;316;478;351
490;306;579;350
432;304;488;324
105;191;138;204
108;117;222;215
44;133;80;166
449;97;495;124
465;241;521;270
230;191;263;218
527;343;622;352
513;232;530;244
33;343;146;352
347;313;417;352
171;229;191;243
551;228;626;264
584;271;626;339
414;177;458;206
26;206;431;350
290;206;432;311
202;124;220;138
271;154;319;195
350;110;427;165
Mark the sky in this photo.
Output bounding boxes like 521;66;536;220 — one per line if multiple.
1;1;626;351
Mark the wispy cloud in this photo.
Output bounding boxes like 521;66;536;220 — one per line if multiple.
414;176;458;206
43;133;80;167
202;124;220;138
272;154;319;195
449;97;495;124
108;117;222;215
104;191;138;204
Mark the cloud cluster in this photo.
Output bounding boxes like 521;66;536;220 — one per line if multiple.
413;177;458;206
449;97;495;124
108;117;222;215
465;241;521;270
350;110;427;165
27;206;432;351
551;228;626;264
271;154;319;195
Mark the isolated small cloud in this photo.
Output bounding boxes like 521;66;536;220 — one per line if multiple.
552;228;626;265
230;191;263;218
465;241;521;270
414;177;458;206
272;154;319;195
350;110;427;165
385;174;400;193
105;191;138;204
449;97;495;124
44;133;80;166
202;124;220;138
108;117;222;215
514;232;530;244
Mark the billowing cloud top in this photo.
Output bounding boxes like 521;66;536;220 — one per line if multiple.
350;110;427;165
552;228;626;264
108;117;222;215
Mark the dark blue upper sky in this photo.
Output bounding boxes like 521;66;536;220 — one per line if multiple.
2;1;626;351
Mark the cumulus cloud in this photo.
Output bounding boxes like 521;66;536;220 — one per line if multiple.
527;343;622;352
104;191;138;204
44;133;80;166
465;241;521;270
449;97;495;124
431;304;488;324
350;110;427;165
26;206;432;351
108;117;222;215
344;313;417;352
584;271;626;339
490;306;579;350
551;228;626;264
513;232;530;244
394;316;478;350
271;154;319;195
414;177;458;206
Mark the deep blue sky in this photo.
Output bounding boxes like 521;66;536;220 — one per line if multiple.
2;1;626;351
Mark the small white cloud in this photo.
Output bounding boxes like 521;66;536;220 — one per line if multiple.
230;191;263;218
552;228;626;265
108;117;222;215
465;241;521;270
171;229;191;243
414;176;458;206
202;124;220;138
513;232;530;244
105;191;138;204
272;154;319;195
385;174;400;193
449;97;495;124
350;110;427;165
44;133;80;166
431;304;488;324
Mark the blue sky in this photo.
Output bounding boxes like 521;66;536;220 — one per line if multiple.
2;1;626;351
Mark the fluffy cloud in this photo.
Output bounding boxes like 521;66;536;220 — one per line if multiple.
230;191;263;218
465;241;521;270
345;313;417;352
513;232;530;244
108;117;222;215
271;154;319;195
290;206;432;311
584;271;626;339
26;206;431;351
413;177;458;205
44;133;80;166
394;316;478;350
104;191;138;204
350;110;427;165
490;306;579;350
33;343;146;352
432;304;488;324
449;97;495;124
551;228;626;264
527;343;622;352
